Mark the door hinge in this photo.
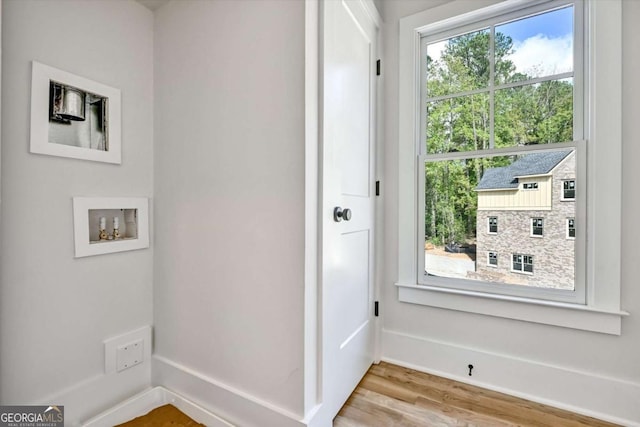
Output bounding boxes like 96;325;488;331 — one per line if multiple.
374;301;379;317
375;180;380;196
376;59;381;76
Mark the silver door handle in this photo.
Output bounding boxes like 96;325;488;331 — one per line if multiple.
334;207;352;222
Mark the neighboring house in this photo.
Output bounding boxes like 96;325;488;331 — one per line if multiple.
472;150;575;289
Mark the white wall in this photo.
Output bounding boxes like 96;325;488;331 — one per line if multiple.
381;0;640;424
0;0;154;423
152;1;306;425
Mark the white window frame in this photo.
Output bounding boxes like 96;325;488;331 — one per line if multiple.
531;217;544;237
418;0;582;303
488;216;498;234
567;217;576;239
397;0;627;335
488;251;498;267
523;183;539;190
562;179;576;200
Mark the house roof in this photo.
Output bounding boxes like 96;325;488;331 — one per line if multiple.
476;150;573;191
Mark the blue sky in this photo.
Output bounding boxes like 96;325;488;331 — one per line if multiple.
497;6;573;43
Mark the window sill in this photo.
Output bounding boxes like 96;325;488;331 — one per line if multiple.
396;283;628;335
510;270;533;275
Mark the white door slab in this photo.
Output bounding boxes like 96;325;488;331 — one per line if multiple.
319;0;378;424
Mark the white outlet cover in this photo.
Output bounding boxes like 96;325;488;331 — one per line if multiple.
104;326;152;374
116;340;144;372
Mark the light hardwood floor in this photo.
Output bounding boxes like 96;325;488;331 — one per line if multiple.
334;362;619;427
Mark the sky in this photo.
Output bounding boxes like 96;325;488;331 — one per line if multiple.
501;6;573;76
427;6;574;78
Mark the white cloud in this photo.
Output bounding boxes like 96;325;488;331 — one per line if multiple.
427;40;447;63
507;33;573;77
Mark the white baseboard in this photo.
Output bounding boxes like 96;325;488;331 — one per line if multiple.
382;329;640;427
35;363;151;427
152;355;305;427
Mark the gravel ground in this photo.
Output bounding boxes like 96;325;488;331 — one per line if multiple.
425;250;476;279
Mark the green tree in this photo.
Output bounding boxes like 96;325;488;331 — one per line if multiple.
424;30;574;246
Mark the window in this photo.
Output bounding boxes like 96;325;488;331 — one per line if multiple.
398;0;625;334
531;218;544;237
488;216;498;234
488;251;498;267
512;254;533;274
567;218;575;239
563;180;576;200
420;0;579;298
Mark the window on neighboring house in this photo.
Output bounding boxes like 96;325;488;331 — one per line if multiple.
567;218;575;239
523;183;539;190
512;254;533;274
563;180;576;200
531;218;544;237
488;251;498;267
488;217;498;234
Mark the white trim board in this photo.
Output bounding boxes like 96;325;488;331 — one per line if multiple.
382;329;640;426
35;360;151;427
82;386;234;427
152;356;305;427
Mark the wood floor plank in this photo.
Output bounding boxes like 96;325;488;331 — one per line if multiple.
334;362;619;427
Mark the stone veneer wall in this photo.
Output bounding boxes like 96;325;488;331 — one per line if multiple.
473;152;576;290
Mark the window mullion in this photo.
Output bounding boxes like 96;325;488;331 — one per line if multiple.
489;25;495;150
425;87;489;104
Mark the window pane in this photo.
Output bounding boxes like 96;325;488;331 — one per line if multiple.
495;79;574;148
426;93;490;154
424;150;575;290
563;180;576;199
496;6;574;85
524;255;534;273
489;216;498;233
426;29;490;98
489;252;498;266
513;253;522;271
568;218;576;238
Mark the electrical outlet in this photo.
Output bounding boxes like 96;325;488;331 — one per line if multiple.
116;339;144;372
104;325;152;374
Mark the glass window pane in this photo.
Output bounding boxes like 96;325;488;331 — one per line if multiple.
426;29;490;98
489;252;498;265
513;258;522;270
495;79;574;148
496;6;574;85
563;180;576;199
427;93;490;154
424;150;575;290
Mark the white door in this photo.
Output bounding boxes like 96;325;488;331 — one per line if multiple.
321;0;378;422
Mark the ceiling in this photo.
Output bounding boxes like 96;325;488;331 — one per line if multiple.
136;0;171;12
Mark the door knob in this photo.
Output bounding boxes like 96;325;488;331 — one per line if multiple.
334;207;352;222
